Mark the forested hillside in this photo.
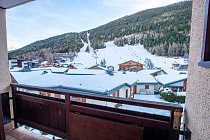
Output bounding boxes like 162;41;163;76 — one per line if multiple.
9;0;192;59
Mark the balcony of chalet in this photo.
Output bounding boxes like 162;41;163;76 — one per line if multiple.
0;83;183;140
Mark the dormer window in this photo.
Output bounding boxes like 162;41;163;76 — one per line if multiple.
198;0;210;67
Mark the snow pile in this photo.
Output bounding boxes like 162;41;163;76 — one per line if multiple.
176;92;186;96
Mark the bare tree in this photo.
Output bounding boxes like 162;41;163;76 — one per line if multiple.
144;58;155;69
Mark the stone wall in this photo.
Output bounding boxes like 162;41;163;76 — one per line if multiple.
185;0;210;139
0;8;11;94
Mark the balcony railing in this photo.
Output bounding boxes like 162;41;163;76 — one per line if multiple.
8;83;183;140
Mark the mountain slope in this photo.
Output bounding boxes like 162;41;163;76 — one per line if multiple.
9;0;192;59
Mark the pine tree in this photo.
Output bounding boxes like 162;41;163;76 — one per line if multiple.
85;46;90;53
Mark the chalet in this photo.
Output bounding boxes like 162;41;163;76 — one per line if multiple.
67;63;86;69
87;65;106;70
22;61;39;68
135;74;158;94
155;74;187;92
40;61;55;67
178;63;188;71
118;60;143;72
172;61;188;71
172;61;180;70
67;64;77;69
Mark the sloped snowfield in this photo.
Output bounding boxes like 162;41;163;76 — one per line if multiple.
74;41;184;70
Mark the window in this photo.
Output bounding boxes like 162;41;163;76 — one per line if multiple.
198;0;210;67
145;85;149;89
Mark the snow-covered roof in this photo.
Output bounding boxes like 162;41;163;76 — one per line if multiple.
119;60;142;65
137;74;158;84
172;61;188;65
138;69;167;75
41;61;48;65
66;69;106;75
176;92;186;96
10;70;51;84
68;62;87;69
11;71;139;95
155;74;187;86
10;67;23;72
88;65;107;70
30;67;52;71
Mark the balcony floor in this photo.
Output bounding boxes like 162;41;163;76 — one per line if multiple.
4;123;51;140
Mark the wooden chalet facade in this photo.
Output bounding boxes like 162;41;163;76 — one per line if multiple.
118;60;143;72
172;62;188;71
67;64;77;69
88;65;106;70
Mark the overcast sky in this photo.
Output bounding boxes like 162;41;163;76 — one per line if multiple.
6;0;183;50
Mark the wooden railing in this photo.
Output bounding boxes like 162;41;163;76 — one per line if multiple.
11;83;183;140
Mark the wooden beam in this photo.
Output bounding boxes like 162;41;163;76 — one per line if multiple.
11;84;183;112
69;112;144;140
15;92;65;109
12;86;18;128
65;94;70;139
70;104;171;131
0;95;5;140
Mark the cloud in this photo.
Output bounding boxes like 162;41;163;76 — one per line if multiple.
102;0;183;14
6;0;183;50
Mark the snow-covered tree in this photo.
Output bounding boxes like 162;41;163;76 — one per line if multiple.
100;58;107;67
144;58;155;69
100;60;104;66
85;46;90;53
103;58;106;67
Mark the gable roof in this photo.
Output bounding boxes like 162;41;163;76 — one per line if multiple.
11;68;161;95
137;74;158;85
155;74;187;86
119;60;142;65
0;0;33;9
138;69;167;75
10;70;139;95
66;69;106;75
68;63;87;69
87;65;107;70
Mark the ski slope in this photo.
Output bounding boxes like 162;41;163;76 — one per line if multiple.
73;41;185;70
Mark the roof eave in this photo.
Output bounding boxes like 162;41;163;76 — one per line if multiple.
0;0;33;9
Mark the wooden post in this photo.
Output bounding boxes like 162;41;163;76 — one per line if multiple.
65;94;70;139
11;86;17;128
169;110;180;140
0;95;5;140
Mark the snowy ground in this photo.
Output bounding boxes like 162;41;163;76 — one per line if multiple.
120;94;185;117
73;41;185;70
